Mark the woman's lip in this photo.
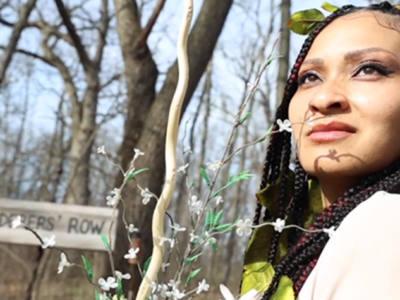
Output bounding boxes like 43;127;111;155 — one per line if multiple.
308;121;357;135
309;131;353;142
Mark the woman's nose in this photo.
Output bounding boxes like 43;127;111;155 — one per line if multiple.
308;83;350;114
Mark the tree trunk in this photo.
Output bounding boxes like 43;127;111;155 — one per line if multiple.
275;0;291;109
112;1;233;297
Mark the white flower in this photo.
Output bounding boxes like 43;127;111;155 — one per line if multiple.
159;237;175;248
141;188;153;205
98;276;118;291
115;270;131;280
97;145;106;155
196;279;210;294
167;279;180;289
150;281;158;293
170;223;186;232
133;148;145;161
216;196;224;205
157;284;169;298
204;231;217;245
190;233;199;243
276;119;293;133
106;188;121;206
161;262;170;272
189;195;203;215
206;161;222;173
177;163;189;174
42;235;56;249
272;218;285;233
183;146;192;154
124;247;140;260
236;219;252;237
98;292;109;300
166;288;184;300
11;215;23;229
220;284;262;300
323;226;336;238
127;224;139;233
57;252;72;274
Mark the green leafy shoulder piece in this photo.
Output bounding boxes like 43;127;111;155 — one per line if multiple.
241;171;322;299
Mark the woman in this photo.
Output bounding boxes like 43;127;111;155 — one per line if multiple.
241;2;400;300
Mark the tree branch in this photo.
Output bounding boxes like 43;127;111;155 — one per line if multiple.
53;0;92;73
0;0;37;85
0;17;14;27
138;0;166;47
0;46;53;66
41;34;81;113
28;20;74;45
93;0;110;67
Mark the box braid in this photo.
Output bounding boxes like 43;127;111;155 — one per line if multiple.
246;2;400;299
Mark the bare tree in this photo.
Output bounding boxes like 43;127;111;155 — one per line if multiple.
112;1;234;296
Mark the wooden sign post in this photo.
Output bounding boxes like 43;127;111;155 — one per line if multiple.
0;199;118;251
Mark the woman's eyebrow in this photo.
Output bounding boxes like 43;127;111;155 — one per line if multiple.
302;47;398;66
344;47;398;61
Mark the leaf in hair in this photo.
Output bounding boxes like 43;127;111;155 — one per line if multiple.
288;9;325;35
321;2;339;13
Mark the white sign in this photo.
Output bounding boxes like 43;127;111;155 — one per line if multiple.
0;199;118;251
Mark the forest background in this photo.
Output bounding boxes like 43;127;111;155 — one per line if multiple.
0;0;385;299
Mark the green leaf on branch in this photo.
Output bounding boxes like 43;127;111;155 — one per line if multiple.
288;9;325;35
239;112;251;124
210;240;219;251
321;2;339;12
190;181;196;188
143;256;152;276
213;210;223;226
82;255;93;281
215;223;233;231
101;234;110;250
200;167;211;186
186;268;202;283
95;291;101;300
259;124;274;142
126;168;149;181
117;277;123;299
213;171;253;197
205;210;215;228
265;55;283;67
185;253;203;265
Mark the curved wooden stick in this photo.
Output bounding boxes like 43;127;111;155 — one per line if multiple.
135;1;193;300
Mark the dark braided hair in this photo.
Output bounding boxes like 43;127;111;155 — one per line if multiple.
252;2;400;299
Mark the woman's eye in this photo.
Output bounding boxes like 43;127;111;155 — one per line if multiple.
355;63;392;77
299;73;320;85
357;66;379;76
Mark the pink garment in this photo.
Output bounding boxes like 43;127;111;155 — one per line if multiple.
298;191;400;300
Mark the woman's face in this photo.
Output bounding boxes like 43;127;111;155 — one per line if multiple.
289;12;400;181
